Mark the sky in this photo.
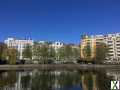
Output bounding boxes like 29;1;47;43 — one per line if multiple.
0;0;120;44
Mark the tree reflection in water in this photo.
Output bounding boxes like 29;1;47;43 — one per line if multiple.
31;71;54;90
0;69;113;90
30;69;112;90
0;70;17;89
21;74;31;90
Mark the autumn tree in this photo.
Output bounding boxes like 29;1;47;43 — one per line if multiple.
7;48;18;64
0;43;8;60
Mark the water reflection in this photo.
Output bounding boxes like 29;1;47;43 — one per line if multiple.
0;69;118;90
0;71;17;90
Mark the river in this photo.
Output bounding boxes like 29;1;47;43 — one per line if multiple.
0;68;119;90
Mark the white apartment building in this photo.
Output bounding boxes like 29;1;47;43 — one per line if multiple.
4;38;33;59
105;33;120;59
51;42;64;52
92;33;120;60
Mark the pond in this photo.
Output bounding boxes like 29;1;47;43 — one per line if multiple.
0;68;118;90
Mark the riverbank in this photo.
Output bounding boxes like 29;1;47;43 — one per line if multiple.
0;64;120;70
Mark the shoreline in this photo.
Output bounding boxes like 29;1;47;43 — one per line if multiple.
0;64;120;70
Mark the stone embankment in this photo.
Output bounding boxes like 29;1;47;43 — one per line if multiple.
0;64;119;70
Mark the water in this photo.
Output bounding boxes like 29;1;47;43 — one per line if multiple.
0;68;118;90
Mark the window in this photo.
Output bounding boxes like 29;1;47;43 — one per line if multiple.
116;44;120;46
108;54;114;56
107;41;113;43
109;51;113;53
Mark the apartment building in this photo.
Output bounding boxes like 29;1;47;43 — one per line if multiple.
105;33;120;59
80;35;96;59
4;38;33;59
80;33;120;60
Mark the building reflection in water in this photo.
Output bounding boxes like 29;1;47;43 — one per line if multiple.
0;69;118;90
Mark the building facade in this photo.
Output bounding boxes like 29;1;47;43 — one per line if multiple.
80;35;96;59
4;38;33;59
105;33;120;59
35;41;64;52
80;33;120;60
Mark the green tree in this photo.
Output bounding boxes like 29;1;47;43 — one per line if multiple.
22;44;32;60
32;42;41;60
48;46;56;59
95;43;109;63
56;46;65;60
40;44;49;63
7;48;17;64
64;45;73;60
72;48;80;59
82;44;92;61
33;42;51;63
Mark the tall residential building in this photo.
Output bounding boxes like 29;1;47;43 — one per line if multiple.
80;33;120;60
105;33;120;59
4;38;33;59
80;35;96;59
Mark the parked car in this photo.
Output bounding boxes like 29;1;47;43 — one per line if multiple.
0;60;8;64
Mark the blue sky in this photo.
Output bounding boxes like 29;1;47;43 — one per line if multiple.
0;0;120;44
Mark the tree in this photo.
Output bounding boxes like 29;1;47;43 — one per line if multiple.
0;43;8;60
95;43;109;63
40;44;49;63
64;45;73;60
56;47;65;60
72;48;80;59
22;44;32;60
48;46;56;59
33;42;51;63
82;44;92;61
32;42;41;60
7;48;18;64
